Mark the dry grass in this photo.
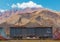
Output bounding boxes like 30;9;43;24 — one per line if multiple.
0;40;60;42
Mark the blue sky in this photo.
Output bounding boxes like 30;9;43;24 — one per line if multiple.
0;0;60;11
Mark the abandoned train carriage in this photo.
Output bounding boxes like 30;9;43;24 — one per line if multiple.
10;27;52;39
0;23;53;40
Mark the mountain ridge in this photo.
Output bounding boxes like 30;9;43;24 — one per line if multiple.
0;8;60;28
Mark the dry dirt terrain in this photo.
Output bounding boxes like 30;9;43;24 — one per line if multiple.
0;40;60;42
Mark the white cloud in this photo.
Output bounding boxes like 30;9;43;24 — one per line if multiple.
11;1;43;9
0;9;7;12
11;4;17;8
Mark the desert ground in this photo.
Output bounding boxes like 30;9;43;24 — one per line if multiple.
0;40;60;42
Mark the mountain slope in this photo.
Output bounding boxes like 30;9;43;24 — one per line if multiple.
0;8;60;28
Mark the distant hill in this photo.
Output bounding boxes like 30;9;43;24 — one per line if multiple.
0;7;60;28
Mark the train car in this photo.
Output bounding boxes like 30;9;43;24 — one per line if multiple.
10;27;52;40
53;28;60;40
0;27;9;40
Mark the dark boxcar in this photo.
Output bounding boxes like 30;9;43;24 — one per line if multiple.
10;27;52;39
10;27;22;39
35;27;52;39
10;27;36;39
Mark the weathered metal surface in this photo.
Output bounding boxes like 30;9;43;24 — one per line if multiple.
53;28;60;39
10;27;52;39
0;27;8;40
